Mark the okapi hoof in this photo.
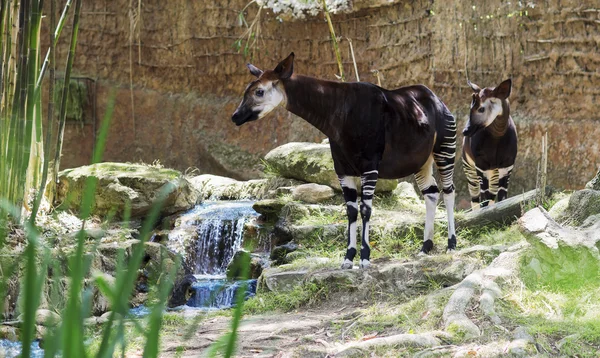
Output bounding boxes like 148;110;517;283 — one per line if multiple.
340;259;353;270
419;240;434;255
359;260;371;269
447;235;457;252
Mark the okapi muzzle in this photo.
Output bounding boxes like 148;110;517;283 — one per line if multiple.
231;101;260;126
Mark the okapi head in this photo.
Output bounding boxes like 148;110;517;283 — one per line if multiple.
231;52;295;126
463;78;512;136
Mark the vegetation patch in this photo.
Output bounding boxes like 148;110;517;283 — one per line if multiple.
244;282;329;314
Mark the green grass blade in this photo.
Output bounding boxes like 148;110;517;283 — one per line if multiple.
143;254;181;358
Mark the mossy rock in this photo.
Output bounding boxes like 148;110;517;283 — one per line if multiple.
55;162;198;220
585;168;600;191
564;189;600;225
253;198;288;218
264;142;397;192
519;207;600;288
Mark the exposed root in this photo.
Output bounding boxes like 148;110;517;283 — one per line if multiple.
331;332;441;356
442;244;525;340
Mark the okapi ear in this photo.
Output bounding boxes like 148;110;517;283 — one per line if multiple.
247;63;263;78
467;80;482;93
493;78;512;100
274;52;294;80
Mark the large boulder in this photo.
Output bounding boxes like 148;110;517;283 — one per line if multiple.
55;163;198;219
264;142;397;192
518;207;600;287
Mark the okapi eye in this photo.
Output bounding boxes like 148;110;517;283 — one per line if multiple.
478;107;485;113
255;89;264;97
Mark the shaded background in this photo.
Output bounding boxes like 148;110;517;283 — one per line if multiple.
45;0;599;207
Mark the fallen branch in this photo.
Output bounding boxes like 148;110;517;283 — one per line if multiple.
457;188;548;229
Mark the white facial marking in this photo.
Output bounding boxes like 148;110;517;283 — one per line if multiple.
252;82;286;119
476;98;503;127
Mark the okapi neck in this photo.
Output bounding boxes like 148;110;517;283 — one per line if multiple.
283;75;341;140
488;100;511;137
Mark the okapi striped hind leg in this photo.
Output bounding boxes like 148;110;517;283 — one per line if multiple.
339;176;358;269
415;156;439;255
434;149;457;250
358;170;378;269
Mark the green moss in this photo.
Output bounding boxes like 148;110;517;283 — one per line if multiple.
54;78;88;122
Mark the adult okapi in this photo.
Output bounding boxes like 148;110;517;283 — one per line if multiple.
462;79;517;209
232;53;457;269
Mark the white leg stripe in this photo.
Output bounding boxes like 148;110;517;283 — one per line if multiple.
348;222;357;250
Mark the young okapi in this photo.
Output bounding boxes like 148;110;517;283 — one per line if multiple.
232;53;457;269
462;79;517;209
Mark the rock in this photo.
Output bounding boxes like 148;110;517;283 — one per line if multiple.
98;311;122;324
252;199;288;219
84;317;99;326
518;207;600;286
283;250;309;263
548;195;570;220
189;174;285;200
226;250;267;280
393;181;420;201
0;325;19;340
259;270;308;292
55;162;198;219
581;213;600;228
585;168;600;191
292;183;335;203
263;142;397;192
168;274;197;308
307;270;363;291
17;309;60;327
90;272;116;316
564;189;600;225
270;242;299;263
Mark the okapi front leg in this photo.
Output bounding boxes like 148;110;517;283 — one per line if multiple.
359;170;378;269
415;157;439;254
462;155;481;210
478;168;494;207
496;166;513;202
339;176;358;269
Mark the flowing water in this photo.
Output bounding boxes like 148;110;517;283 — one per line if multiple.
0;340;44;358
166;201;260;309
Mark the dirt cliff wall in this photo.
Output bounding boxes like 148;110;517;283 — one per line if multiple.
48;0;600;205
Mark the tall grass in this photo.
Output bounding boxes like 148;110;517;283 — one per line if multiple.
0;1;196;357
2;2;250;356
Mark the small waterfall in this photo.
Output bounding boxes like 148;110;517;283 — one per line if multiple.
190;212;246;275
166;201;259;309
